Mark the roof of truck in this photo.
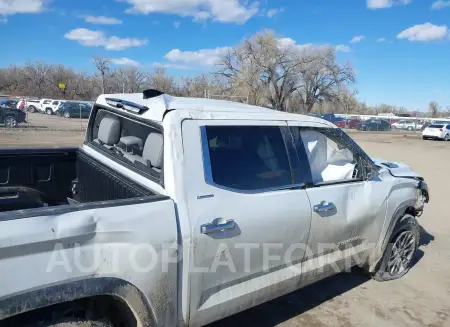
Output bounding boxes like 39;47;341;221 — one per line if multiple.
95;92;335;127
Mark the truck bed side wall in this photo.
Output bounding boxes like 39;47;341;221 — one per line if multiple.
0;148;77;208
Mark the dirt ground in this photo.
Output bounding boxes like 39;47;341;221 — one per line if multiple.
1;127;448;327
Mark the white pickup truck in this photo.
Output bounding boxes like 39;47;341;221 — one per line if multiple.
0;90;429;327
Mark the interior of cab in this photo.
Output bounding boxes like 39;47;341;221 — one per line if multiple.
90;109;163;180
300;129;362;184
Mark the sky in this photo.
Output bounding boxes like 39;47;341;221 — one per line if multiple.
0;0;449;111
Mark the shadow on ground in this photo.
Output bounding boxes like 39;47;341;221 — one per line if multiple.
208;226;434;327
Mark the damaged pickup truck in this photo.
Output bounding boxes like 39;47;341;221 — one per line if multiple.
0;90;429;327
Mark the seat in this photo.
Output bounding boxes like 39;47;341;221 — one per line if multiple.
94;116;121;148
123;133;163;173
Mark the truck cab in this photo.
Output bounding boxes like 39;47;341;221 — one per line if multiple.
0;90;429;327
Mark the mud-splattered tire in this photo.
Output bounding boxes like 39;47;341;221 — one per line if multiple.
372;214;420;282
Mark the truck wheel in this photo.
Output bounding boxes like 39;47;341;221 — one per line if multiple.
4;116;18;128
26;319;114;327
64;112;71;118
46;108;53;115
28;106;36;113
372;214;420;282
407;126;413;131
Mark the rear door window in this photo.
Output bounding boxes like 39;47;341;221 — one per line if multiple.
203;126;293;191
429;124;444;128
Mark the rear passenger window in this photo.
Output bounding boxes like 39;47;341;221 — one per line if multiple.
204;126;292;191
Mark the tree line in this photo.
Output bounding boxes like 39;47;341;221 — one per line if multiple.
0;30;448;118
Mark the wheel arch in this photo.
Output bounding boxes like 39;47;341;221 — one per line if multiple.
368;200;417;272
0;277;157;327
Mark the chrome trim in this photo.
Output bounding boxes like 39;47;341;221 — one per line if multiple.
201;219;236;234
200;126;305;194
313;201;335;213
197;194;215;200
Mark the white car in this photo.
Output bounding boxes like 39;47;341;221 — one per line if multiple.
39;99;53;113
392;120;422;131
422;123;450;140
26;99;41;113
0;91;429;327
47;100;63;114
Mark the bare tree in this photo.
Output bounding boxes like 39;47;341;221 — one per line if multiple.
217;30;317;111
296;48;355;113
93;57;111;93
149;67;176;94
428;101;439;118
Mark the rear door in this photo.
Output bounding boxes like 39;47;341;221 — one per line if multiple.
288;124;388;283
183;120;312;326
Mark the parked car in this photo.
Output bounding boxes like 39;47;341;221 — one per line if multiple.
0;90;429;327
26;99;41;113
391;120;422;131
45;100;63;114
345;118;361;129
334;120;346;128
0;105;27;127
357;118;391;131
422;124;450;141
0;98;19;109
57;101;92;118
39;99;53;114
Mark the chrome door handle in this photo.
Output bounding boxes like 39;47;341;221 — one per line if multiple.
201;218;236;234
313;202;335;213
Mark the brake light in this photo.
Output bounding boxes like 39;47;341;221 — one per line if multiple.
440;128;443;131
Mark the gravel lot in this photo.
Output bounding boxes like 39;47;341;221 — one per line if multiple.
0;124;448;327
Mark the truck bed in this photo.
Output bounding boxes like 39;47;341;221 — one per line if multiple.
0;148;155;212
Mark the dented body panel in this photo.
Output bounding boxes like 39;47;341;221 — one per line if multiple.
0;93;428;327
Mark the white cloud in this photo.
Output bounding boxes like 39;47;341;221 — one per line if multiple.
367;0;411;9
0;0;44;15
110;57;140;67
83;15;123;25
277;38;336;55
431;0;450;9
267;8;284;18
335;44;352;52
350;35;365;43
153;62;191;70
164;36;350;68
64;28;148;50
377;37;387;42
397;22;448;41
173;20;180;28
165;47;231;66
123;0;259;24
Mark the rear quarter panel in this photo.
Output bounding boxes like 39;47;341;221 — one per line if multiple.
0;199;179;326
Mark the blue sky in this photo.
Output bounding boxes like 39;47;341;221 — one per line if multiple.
0;0;449;110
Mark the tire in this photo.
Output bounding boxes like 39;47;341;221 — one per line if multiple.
26;319;114;327
422;136;427;140
372;214;420;282
4;116;18;128
46;108;53;115
28;106;36;113
64;111;70;118
444;134;449;141
407;126;413;131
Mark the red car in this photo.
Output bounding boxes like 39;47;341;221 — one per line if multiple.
334;120;346;128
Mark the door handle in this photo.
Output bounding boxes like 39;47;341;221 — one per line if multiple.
201;218;236;234
313;201;335;213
